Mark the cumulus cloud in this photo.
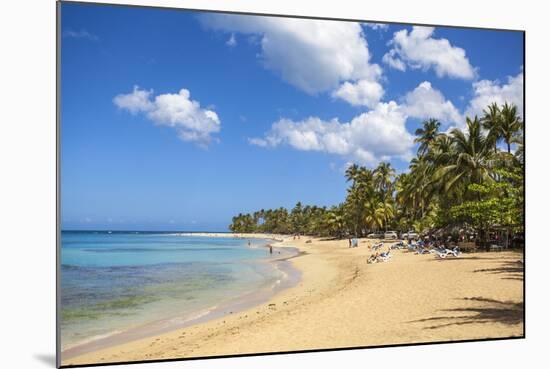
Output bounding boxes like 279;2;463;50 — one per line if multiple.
331;79;385;108
383;26;475;80
249;102;414;166
402;81;462;125
114;86;221;147
63;29;99;41
382;49;406;71
201;13;383;102
465;72;524;119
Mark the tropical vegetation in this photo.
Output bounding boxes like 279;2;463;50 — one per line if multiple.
229;103;524;247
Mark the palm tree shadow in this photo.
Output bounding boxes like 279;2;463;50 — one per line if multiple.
474;260;524;281
410;297;523;330
428;256;486;261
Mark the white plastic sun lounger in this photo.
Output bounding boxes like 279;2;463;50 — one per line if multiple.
436;246;460;258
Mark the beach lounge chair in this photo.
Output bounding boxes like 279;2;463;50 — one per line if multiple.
377;250;392;262
435;246;461;259
367;254;378;264
415;246;431;255
372;242;384;251
390;241;404;250
428;245;446;254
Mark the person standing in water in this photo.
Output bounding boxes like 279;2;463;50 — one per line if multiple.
269;245;273;254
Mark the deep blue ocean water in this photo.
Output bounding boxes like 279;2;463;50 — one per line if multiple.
60;231;281;349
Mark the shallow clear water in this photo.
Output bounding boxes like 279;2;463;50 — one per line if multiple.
60;231;280;350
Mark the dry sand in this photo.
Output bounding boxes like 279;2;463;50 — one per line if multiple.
64;236;524;366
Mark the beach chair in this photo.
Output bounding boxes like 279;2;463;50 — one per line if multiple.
372;242;384;251
415;246;431;255
390;241;405;250
367;254;378;264
429;245;446;254
377;250;392;262
435;246;461;259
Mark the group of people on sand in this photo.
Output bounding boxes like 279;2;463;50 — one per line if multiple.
346;236;393;264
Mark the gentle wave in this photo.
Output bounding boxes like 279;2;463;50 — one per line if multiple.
82;247;233;253
60;232;278;350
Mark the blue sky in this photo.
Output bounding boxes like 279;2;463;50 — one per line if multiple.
60;3;524;231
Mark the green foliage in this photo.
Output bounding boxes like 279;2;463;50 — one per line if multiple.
449;168;524;232
228;103;524;241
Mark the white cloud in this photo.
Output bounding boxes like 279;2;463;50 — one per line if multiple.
201;14;383;98
113;86;154;114
114;86;221;147
63;29;99;41
402;81;462;125
382;49;406;71
249;102;414;166
226;33;237;47
465;72;524;119
331;79;384;108
364;23;389;31
383;26;475;80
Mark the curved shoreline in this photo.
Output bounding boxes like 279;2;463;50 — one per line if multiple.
61;236;301;361
64;235;523;366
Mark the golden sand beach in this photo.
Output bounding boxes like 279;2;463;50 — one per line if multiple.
63;235;523;366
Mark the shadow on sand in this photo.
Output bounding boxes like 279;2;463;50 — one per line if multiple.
410;297;523;330
474;260;524;281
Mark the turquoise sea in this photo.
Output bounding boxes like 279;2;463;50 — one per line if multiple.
60;231;292;351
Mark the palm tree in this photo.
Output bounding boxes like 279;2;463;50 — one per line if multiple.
481;102;502;151
325;205;346;238
365;198;384;232
373;162;395;198
512;133;524;164
414;118;441;156
435;116;494;197
375;198;395;231
345;163;359;183
500;103;523;153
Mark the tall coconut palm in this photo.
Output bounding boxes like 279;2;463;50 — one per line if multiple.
435;116;494;197
375;198;395;231
345;163;360;183
500;103;523;153
373;162;395;198
414;118;441;156
365;198;384;232
427;133;455;168
481;102;502;151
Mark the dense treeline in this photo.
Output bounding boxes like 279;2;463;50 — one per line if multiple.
229;103;524;245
